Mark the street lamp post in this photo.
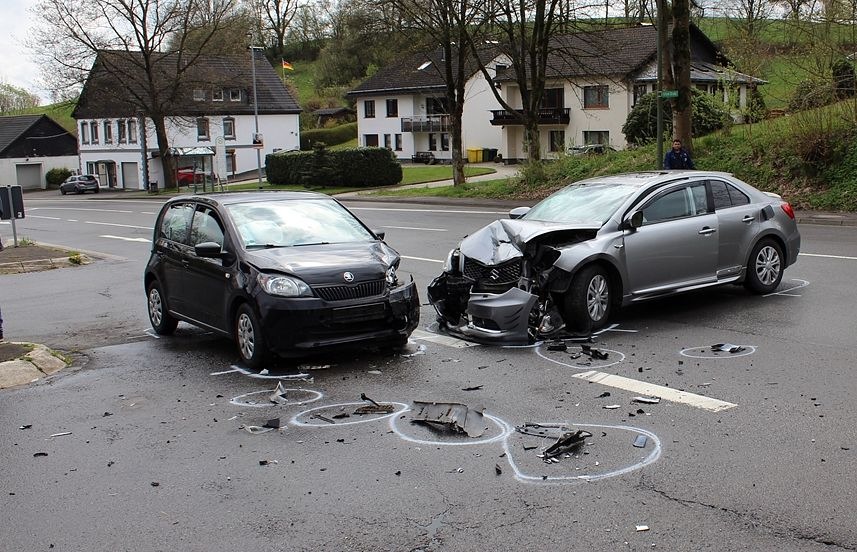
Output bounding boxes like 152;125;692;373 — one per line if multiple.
656;0;664;170
249;45;264;189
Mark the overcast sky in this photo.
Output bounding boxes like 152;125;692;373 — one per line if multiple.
1;0;47;102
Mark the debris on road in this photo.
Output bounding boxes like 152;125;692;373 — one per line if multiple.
19;425;32;430
298;364;331;371
538;429;592;461
269;382;290;404
596;392;611;398
263;418;282;429
603;405;621;410
367;370;382;375
462;385;483;391
495;464;503;475
102;412;113;417
547;340;567;352
581;344;609;360
411;401;488;438
633;435;648;448
150;482;160;487
632;396;660;404
48;432;72;438
711;343;745;353
515;422;572;438
635;525;650;532
33;452;48;458
332;413;350;419
259;459;278;466
354;393;395;415
311;413;336;424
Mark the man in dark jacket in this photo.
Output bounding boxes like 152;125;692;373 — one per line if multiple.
664;139;695;170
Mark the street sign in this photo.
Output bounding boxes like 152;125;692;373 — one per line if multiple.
660;90;679;99
0;185;24;220
252;133;264;149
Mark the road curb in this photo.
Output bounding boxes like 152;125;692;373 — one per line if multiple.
0;343;70;390
0;255;91;275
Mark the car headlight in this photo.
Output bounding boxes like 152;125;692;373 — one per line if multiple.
386;264;398;286
443;248;461;274
257;273;312;297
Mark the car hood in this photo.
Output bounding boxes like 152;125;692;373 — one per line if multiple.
244;241;399;284
460;219;601;265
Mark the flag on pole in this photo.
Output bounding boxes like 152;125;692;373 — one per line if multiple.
281;60;294;71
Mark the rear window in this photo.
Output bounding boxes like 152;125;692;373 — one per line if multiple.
710;179;750;209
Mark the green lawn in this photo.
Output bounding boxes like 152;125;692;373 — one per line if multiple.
16;100;77;133
399;166;495;185
368;177;519;199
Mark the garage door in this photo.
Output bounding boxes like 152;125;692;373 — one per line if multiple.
121;162;139;189
16;164;42;190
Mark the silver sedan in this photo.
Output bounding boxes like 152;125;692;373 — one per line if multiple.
427;170;801;343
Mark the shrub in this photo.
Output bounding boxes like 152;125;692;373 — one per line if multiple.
833;58;856;100
299;122;357;150
266;146;402;187
744;87;768;123
622;89;729;145
788;79;836;112
45;167;72;187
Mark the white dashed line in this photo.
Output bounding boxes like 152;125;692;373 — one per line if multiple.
382;225;447;232
411;329;479;348
100;235;151;243
800;253;857;261
401;255;444;264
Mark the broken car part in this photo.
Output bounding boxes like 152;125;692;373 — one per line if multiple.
632;396;660;404
538;429;592;460
581;344;609;360
411;401;488;438
633;435;648;448
354;393;395;415
711;343;746;353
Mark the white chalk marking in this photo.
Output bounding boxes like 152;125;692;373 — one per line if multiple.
209;368;239;376
800;253;857;261
400;255;444;264
764;278;809;297
411;329;479;348
291;401;408;427
503;423;662;483
230;389;322;408
101;234;150;243
680;345;756;359
381;225;447;232
535;346;626;370
572;370;737;412
225;364;312;381
84;221;153;230
390;410;512;446
143;329;160;339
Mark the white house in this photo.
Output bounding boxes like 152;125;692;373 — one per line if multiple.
352;24;764;163
347;50;506;162
73;50;301;190
0;115;78;190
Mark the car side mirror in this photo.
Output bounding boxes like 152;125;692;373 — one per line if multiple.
626;210;644;230
509;207;530;219
373;230;386;240
195;241;224;258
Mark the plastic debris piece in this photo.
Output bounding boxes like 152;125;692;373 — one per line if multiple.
462;385;483;391
633;396;660;404
581;344;609;360
515;422;572;438
711;343;745;353
259;459;278;466
311;414;336;424
49;432;72;438
263;418;281;429
33;452;48;458
332;413;350;419
102;412;113;417
269;382;289;405
635;525;650;532
150;482;160;487
596;392;611;398
395;470;401;476
633;435;648;448
547;340;567;352
243;425;274;434
367;370;382;375
603;404;621;410
495;464;502;475
19;425;32;430
411;401;488;438
541;429;592;460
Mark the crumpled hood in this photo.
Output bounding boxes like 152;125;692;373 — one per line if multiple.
244;241;398;284
459;219;601;265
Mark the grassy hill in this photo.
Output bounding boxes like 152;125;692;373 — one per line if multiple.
12;101;77;134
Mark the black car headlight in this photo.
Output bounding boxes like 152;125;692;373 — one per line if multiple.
257;273;312;297
443;248;462;274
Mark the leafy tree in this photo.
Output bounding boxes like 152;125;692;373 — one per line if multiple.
0;82;40;113
623;89;729;145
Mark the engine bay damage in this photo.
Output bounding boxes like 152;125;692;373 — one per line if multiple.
427;219;599;344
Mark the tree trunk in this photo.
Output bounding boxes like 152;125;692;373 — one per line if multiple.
524;120;541;163
451;109;465;186
671;0;693;152
152;115;176;189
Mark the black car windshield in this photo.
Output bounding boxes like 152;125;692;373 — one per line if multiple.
227;198;375;248
524;182;638;224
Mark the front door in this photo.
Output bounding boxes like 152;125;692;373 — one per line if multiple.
182;206;231;331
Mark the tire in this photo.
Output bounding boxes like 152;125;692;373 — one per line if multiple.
60;189;67;195
235;303;268;369
147;281;178;335
94;187;99;194
745;238;784;294
564;265;612;334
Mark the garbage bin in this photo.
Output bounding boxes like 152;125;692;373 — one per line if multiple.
147;181;158;193
487;148;498;162
467;148;479;163
482;148;492;162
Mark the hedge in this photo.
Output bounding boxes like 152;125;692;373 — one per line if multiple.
299;122;357;150
45;167;73;187
266;146;402;188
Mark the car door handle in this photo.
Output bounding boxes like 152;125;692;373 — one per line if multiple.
742;215;754;223
698;227;716;235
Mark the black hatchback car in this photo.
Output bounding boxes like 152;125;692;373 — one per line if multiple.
144;192;420;367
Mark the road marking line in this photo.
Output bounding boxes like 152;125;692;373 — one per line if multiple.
28;215;62;220
572;370;737;412
800;253;857;261
101;234;150;243
411;329;479;348
401;255;443;264
84;221;153;230
31;207;135;213
382;225;447;232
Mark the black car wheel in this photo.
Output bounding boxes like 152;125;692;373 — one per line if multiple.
745;238;784;294
564;264;612;334
147;281;178;335
236;303;268;369
94;187;99;194
60;188;67;195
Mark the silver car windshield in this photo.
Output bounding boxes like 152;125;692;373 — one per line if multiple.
227;199;375;248
523;183;638;224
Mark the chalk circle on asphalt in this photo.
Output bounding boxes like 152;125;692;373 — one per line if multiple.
291;401;409;427
389;410;512;446
680;345;757;359
230;388;323;408
503;423;662;483
535;346;626;370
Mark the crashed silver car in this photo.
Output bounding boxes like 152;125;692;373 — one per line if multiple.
428;171;801;343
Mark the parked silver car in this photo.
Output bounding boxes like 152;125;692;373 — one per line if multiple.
60;174;100;195
428;171;801;343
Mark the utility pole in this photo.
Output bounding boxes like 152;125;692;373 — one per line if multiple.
656;0;665;170
249;44;264;189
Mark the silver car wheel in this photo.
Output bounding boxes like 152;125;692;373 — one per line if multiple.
237;312;255;360
586;274;609;322
755;245;781;286
148;288;163;326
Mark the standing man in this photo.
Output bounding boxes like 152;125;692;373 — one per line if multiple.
664;138;695;170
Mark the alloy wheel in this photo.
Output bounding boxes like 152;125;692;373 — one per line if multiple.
755;245;781;286
586;275;609;322
237;312;255;360
148;288;163;326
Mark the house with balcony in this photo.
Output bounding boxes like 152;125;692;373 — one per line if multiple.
73;50;301;190
347;49;506;163
352;25;763;164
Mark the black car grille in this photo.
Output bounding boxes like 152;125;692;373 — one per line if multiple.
463;257;521;292
313;279;386;302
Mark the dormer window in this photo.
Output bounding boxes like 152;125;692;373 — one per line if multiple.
193;89;205;101
230;89;241;101
213;88;224;101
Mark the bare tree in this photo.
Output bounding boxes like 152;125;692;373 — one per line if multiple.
0;82;41;113
29;0;234;188
773;0;812;19
670;0;694;149
255;0;302;56
725;0;776;37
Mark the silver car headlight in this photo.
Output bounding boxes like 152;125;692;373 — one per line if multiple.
386;264;398;286
257;273;312;297
443;248;461;274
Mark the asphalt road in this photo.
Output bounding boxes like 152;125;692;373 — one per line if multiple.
1;195;856;551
